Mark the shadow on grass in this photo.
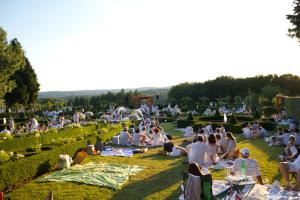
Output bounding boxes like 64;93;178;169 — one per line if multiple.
138;153;186;163
111;160;185;200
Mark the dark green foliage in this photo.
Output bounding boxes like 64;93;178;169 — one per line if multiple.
215;109;220;117
257;121;277;131
223;123;243;133
0;27;26;100
157;117;174;123
229;115;237;124
176;120;193;128
287;0;300;43
4;58;40;108
168;74;300;105
284;97;300;122
187;112;194;121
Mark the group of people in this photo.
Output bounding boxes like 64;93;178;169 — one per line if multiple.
242;122;268;139
112;118;169;147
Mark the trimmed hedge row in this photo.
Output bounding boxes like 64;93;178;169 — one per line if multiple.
0;124;122;191
157;117;175;123
0;125;97;151
257;121;277;131
198;115;253;122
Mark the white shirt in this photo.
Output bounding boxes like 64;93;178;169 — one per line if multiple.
0;129;11;134
232;158;261;178
227;139;236;152
31;118;39;130
132;132;141;146
243;127;252;139
119;131;131;145
187;142;210;166
152;133;163;146
184;126;194;137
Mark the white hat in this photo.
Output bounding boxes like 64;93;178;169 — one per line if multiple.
240;148;250;156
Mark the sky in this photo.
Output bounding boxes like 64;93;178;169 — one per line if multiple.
1;0;300;92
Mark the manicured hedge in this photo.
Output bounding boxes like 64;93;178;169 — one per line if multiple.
176;120;193;128
257;121;277;131
0;125;96;151
223;123;243;133
158;117;175;123
198;115;253;122
0;123;122;191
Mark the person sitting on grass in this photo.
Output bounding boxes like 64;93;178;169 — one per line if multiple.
186;135;210;167
132;128;146;146
279;153;300;191
280;135;298;161
206;134;220;165
119;127;132;146
151;127;164;146
221;132;239;159
184;123;194;138
159;142;188;156
231;148;263;185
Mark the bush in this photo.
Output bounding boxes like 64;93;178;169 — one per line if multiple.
229;115;237;124
177;120;193;128
198;116;223;121
257;120;276;131
0;123;122;191
157;117;174;123
187;112;194;121
223;123;243;133
193;121;222;131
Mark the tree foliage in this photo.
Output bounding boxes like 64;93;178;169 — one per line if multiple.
168;74;300;105
4;58;40;108
0;27;26;100
287;0;300;43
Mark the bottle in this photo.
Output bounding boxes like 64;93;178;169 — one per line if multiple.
240;159;247;177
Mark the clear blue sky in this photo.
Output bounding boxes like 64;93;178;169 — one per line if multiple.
1;0;300;91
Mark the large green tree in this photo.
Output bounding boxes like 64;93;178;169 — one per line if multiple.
287;0;300;43
4;58;40;108
0;27;26;100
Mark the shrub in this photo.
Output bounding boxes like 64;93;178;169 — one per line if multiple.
0;123;122;191
177;120;193;128
257;120;276;131
229;115;237;124
223;123;243;133
157;117;174;123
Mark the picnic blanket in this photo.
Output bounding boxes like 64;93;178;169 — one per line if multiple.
101;148;134;157
38;162;144;189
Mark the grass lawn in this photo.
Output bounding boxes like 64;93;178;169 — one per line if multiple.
6;122;284;199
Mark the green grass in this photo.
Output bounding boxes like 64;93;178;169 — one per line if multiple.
5;122;285;199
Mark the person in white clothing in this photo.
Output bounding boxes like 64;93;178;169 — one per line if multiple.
184;124;194;138
280;154;300;190
186;135;210;167
242;125;252;139
231;148;263;184
206;134;219;165
152;128;164;146
132;128;146;146
282;135;299;161
30;116;39;132
0;126;11;134
119;127;132;146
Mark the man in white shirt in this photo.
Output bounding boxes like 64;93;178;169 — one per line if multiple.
30;116;39;132
242;125;252;139
0;126;11;134
231;148;263;184
280;152;300;190
184;124;194;138
186;135;210;167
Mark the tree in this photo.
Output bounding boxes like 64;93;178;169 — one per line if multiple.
4;58;40;108
260;85;282;102
287;0;300;43
0;27;25;100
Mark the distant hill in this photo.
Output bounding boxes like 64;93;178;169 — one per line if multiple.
38;87;170;99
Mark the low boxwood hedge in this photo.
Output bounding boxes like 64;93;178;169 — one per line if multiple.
0;123;122;191
257;120;277;131
158;117;174;123
0;125;97;151
176;120;193;128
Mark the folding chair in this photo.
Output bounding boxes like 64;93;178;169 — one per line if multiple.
182;171;213;200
